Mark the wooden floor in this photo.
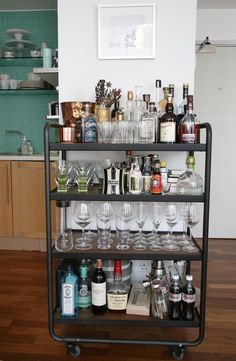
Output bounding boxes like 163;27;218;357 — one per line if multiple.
0;239;236;361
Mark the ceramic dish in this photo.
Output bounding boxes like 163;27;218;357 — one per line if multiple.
5;39;34;49
6;28;30;40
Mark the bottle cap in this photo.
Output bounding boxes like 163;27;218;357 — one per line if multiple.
143;94;150;102
155;79;162;88
126;150;132;156
96;259;102;268
186;155;195;165
127;91;133;101
114;260;122;275
117;110;124;121
186;275;193;281
183;82;189;88
160;161;166;168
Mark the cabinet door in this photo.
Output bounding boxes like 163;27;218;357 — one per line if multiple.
0;161;13;236
11;161;56;238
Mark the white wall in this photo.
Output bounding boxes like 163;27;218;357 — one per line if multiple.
195;9;236;239
58;0;197;106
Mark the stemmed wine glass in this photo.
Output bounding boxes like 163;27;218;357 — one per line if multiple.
133;203;147;251
74;202;92;250
162;203;180;251
116;203;134;250
149;203;163;251
177;203;192;245
181;203;200;252
96;202;113;249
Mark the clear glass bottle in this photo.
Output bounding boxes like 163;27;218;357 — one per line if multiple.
159;95;177;144
78;260;92;309
142;156;152;193
123;150;132;193
126;90;134;121
129;162;142;194
155;80;163;142
133;86;143;143
179;95;200;144
176;155;203;195
107;260;130;312
139;102;155;143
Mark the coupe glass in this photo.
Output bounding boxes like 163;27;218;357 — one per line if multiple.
181;203;200;252
133;203;147;251
74;202;92;250
149;203;163;251
53;160;73;192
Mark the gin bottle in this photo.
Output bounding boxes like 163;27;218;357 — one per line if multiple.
78;260;91;309
61;264;78;319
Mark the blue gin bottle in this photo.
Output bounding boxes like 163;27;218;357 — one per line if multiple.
61;265;78;319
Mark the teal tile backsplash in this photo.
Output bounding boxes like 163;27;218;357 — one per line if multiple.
0;11;58;154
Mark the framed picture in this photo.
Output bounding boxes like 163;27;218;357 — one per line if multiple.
98;4;156;59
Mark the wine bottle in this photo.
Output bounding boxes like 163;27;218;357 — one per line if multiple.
91;259;107;315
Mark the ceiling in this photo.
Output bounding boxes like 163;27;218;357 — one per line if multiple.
0;0;236;10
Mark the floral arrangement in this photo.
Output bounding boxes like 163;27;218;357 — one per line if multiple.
95;79;122;108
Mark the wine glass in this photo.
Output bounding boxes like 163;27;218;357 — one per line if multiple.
133;203;147;251
149;203;163;251
162;203;180;251
177;203;192;245
116;203;133;249
181;203;200;252
74;202;92;250
96;202;113;249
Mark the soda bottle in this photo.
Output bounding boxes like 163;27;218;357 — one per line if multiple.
169;274;181;320
182;274;195;320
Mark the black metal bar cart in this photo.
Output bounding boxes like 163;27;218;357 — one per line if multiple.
44;121;212;360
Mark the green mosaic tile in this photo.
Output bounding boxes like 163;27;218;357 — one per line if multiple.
0;11;58;153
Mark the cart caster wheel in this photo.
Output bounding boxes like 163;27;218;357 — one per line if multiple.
170;346;186;360
67;342;81;357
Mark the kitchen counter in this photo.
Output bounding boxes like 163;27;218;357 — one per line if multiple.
0;151;59;161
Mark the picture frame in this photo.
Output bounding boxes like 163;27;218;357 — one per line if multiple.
98;4;156;60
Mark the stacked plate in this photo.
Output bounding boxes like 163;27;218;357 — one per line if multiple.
5;28;34;49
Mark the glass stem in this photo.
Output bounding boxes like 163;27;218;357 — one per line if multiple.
139;227;142;242
82;227;85;243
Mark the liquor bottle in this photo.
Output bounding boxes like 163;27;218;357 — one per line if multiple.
61;264;78;319
129;162;142;194
83;103;97;143
159;95;177;143
107;260;130;312
139;101;155;143
75;117;83;143
78;260;91;309
142;94;150;113
169;274;182;320
142;156;152;193
176;155;203;195
151;162;162;194
155;80;163;142
123;150;132;193
91;259;107;315
150;154;160;174
182;275;196;321
111;101;120;121
126;91;134;121
177;83;189;142
133;86;143;143
168;84;178;114
159;87;169;113
179;95;200;144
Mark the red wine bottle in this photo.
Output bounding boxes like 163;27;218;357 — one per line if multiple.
91;259;107;315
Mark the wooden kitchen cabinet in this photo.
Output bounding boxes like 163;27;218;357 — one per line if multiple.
11;161;56;238
0;161;13;236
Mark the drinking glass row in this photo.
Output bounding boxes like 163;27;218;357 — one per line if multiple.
55;202;200;253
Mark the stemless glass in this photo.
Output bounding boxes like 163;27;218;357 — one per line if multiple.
182;203;200;252
53;160;73;192
133;203;147;251
74;202;92;250
149;203;163;251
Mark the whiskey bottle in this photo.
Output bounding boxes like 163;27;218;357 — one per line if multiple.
168;84;178;114
159;86;169;113
107;260;130;312
159;95;177;143
177;83;189;141
91;259;107;315
179;95;199;143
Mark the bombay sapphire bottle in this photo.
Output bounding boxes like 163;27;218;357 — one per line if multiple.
61;264;78;319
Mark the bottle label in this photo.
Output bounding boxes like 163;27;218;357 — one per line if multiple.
169;293;181;302
62;283;74;315
107;293;128;310
181;133;196;143
130;176;141;192
160;122;176;142
142;175;151;192
151;175;162;194
92;282;106;306
182;293;195;303
84;117;97;143
78;286;91;308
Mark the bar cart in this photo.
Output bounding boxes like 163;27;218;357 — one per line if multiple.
44;121;212;360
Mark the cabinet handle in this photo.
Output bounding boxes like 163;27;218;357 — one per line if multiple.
6;163;10;205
